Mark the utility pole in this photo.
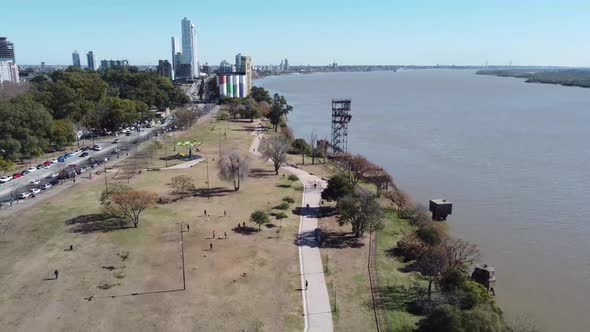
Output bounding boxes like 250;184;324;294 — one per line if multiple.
164;135;168;168
103;161;108;191
218;129;222;157
179;221;186;290
206;158;210;200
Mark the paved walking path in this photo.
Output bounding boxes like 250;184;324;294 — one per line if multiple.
249;126;333;332
162;157;206;169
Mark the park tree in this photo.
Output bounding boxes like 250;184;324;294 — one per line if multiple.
217;152;249;191
175;109;198;129
227;101;242;119
100;186;156;228
250;86;272;104
442;238;481;273
269;93;293;131
366;168;394;197
250;210;269;230
0;158;15;174
97;97;140;133
385;188;413;215
316;139;329;163
415;246;450;298
206;76;219;100
51;119;76;149
417;304;464;332
337;192;384;237
170;175;195;198
239;97;261;122
291;138;311;164
258;101;271;118
321;174;355;202
333;153;372;185
310;131;317;164
260;134;291;175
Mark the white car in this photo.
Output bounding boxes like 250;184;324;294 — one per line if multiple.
51;158;58;163
48;172;59;178
0;175;12;183
92;145;103;151
40;183;52;190
30;188;41;195
27;167;37;173
18;192;31;199
30;179;41;185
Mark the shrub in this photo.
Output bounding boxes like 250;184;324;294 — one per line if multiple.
287;174;299;182
417;225;444;246
275;202;290;210
282;196;295;204
275;212;288;220
321;174;354;202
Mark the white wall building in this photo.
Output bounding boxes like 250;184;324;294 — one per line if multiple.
0;61;19;86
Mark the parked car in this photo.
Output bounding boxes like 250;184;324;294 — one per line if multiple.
64;153;73;159
40;183;52;190
18;192;31;199
30;179;40;185
21;170;30;176
48;172;59;178
12;173;22;179
43;161;52;167
80;152;89;157
30;188;41;196
27;167;37;173
92;145;103;151
0;175;12;183
51;158;58;163
36;164;44;169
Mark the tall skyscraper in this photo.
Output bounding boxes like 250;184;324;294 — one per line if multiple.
72;51;81;68
284;58;289;71
170;37;178;80
181;17;198;78
0;37;15;62
86;51;96;70
157;60;173;80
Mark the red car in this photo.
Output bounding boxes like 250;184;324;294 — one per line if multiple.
43;161;52;167
12;173;22;179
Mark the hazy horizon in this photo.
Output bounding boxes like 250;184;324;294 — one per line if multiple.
4;0;590;67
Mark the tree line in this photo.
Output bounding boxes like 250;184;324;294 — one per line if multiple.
0;67;189;168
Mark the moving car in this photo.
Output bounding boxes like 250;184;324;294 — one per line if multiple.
30;188;41;195
12;173;22;179
80;152;89;157
92;145;103;151
30;179;40;185
0;175;12;183
40;183;52;190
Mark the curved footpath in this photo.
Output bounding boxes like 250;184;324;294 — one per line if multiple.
249;124;333;332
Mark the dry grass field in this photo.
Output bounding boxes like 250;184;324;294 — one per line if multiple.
0;115;305;331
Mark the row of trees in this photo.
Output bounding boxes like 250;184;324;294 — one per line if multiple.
0;67;189;164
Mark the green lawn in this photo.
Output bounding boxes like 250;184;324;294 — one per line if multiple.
375;210;425;331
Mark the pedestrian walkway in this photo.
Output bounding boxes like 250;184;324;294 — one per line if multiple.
249;128;333;332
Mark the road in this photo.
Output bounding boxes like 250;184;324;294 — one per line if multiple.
0;121;168;204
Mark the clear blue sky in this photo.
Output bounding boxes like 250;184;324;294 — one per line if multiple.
4;0;590;67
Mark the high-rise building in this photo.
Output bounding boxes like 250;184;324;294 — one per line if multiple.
171;37;178;80
242;55;252;96
72;51;81;68
219;60;232;73
235;53;243;72
284;58;289;71
86;51;97;70
0;61;19;86
280;59;284;72
0;37;15;62
181;17;198;78
157;60;173;80
100;59;129;70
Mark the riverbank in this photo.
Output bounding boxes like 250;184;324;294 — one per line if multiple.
477;68;590;88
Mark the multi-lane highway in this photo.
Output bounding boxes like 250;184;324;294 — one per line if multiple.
0;121;168;205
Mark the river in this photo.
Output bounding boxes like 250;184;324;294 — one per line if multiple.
257;70;590;331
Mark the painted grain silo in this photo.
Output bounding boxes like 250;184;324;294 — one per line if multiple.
239;75;245;98
218;75;227;97
227;75;233;97
232;75;238;98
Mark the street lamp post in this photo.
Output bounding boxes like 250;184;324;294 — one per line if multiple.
206;158;210;200
179;221;186;290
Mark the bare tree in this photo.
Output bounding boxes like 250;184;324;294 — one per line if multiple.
333;153;372;185
170;175;195;198
260;135;291;175
217;152;249;191
175;109;198;129
415;245;449;298
310;131;317;165
365;168;394;197
0;218;11;242
385;188;412;214
100;186;156;228
442;238;481;273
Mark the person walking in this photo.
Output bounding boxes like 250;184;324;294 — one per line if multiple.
209;243;213;251
305;280;308;290
224;232;227;239
186;224;190;232
54;269;59;280
224;210;227;217
242;222;245;228
204;209;207;216
212;230;216;239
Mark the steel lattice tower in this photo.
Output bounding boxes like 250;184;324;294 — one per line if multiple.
331;99;352;153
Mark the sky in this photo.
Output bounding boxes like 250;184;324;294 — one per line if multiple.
3;0;590;67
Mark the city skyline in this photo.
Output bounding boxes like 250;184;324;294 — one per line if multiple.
3;0;590;67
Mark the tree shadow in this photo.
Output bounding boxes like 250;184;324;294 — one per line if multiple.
232;226;259;235
65;213;130;234
193;187;234;198
264;223;276;229
291;206;323;217
249;168;275;178
320;231;365;249
276;184;291;188
379;284;426;312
